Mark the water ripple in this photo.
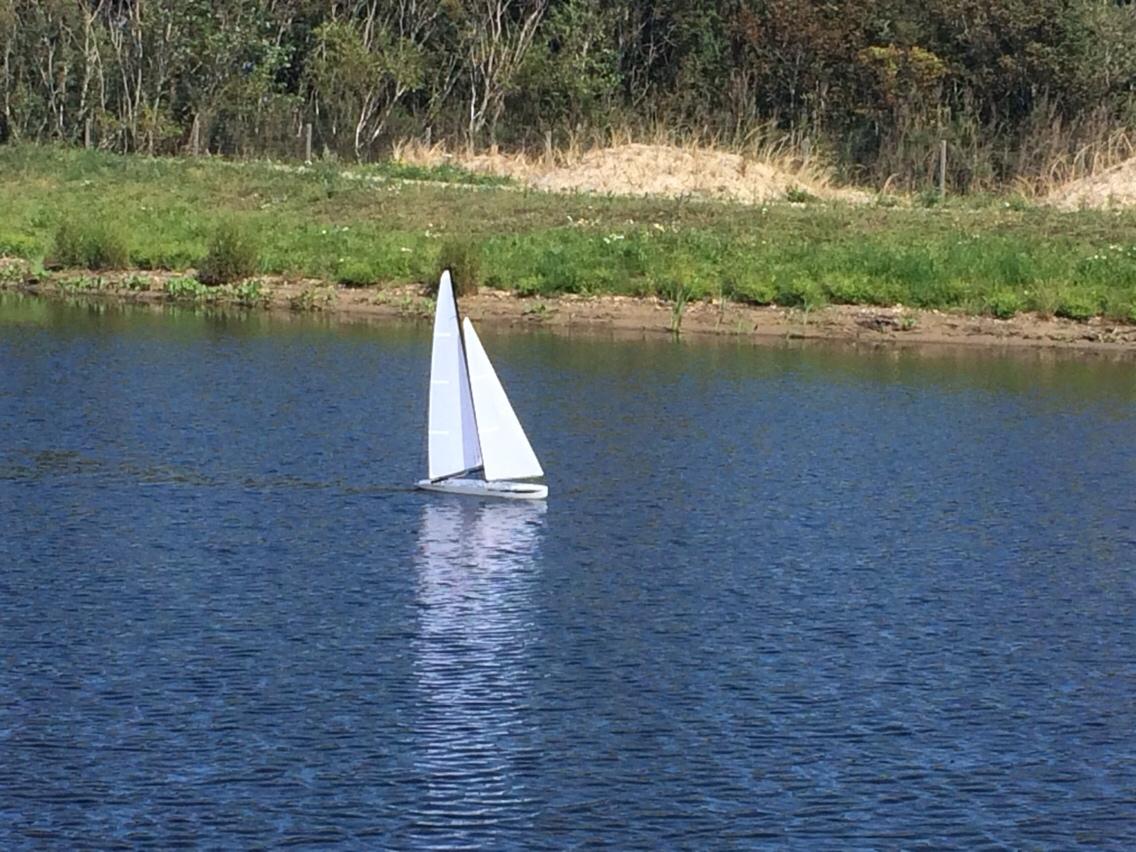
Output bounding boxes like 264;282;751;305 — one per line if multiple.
2;309;1135;847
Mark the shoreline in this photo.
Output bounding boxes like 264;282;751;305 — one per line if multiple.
4;266;1136;357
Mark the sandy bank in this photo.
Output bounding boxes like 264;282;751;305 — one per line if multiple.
4;265;1136;357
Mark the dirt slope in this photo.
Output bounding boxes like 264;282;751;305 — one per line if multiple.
1046;159;1136;209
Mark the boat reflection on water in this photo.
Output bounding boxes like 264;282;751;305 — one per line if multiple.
407;499;547;843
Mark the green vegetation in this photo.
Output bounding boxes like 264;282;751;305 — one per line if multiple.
197;221;262;285
2;146;1136;322
289;287;336;312
2;1;1135;191
162;275;269;307
50;220;130;270
437;238;483;297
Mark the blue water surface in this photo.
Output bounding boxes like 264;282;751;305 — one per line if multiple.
1;297;1135;848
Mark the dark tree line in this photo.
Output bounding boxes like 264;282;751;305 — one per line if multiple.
2;1;1135;188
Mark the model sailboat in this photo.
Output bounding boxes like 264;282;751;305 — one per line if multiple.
416;270;548;500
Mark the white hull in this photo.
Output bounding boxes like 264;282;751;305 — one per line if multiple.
417;478;548;500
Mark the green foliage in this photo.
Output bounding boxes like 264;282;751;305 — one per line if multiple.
917;189;943;208
162;275;269;307
668;281;690;335
289;287;335;311
785;186;817;204
0;231;42;259
821;274;896;307
4;145;1136;326
722;265;777;305
335;261;379;288
50;219;130;270
229;280;269;307
56;275;108;293
1055;291;1102;322
0;0;1132;187
197;221;261;285
774;276;826;311
984;289;1026;319
436;238;482;296
374;161;512;187
164;276;208;300
0;258;32;286
122;274;152;292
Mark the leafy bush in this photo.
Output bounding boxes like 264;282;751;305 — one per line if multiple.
0;231;41;259
131;238;199;271
122;274;152;291
1102;291;1136;324
197;220;261;285
775;275;825;310
822;274;896;306
785;186;818;203
984;288;1026;319
722;267;777;305
533;246;581;293
51;219;130;270
164;276;207;300
436;237;481;296
227;280;269;307
335;261;378;287
1055;291;1101;322
0;257;31;285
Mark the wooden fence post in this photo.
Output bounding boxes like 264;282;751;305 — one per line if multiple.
939;139;947;199
304;122;313;163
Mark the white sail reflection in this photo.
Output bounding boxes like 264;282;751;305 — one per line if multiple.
408;499;547;842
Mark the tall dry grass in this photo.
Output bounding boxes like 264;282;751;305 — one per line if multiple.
391;121;840;202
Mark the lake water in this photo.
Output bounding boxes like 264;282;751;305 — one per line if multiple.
2;295;1135;848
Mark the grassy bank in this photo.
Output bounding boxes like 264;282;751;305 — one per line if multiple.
3;145;1136;323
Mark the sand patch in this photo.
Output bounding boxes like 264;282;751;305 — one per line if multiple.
1046;158;1136;210
529;143;859;204
399;141;866;205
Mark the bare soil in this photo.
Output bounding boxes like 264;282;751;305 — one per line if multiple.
6;265;1135;357
526;143;865;204
1046;158;1136;210
412;142;869;205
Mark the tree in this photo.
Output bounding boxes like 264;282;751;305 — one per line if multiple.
456;0;549;146
306;1;440;160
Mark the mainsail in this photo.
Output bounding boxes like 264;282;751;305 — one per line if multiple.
427;272;482;480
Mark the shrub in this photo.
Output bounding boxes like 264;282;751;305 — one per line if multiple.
335;261;378;287
50;219;130;270
532;246;581;294
197;220;260;285
1026;282;1061;319
1054;291;1101;322
775;275;825;310
0;231;41;259
722;268;777;305
785;186;818;203
163;276;207;300
0;257;31;285
230;280;269;307
984;288;1026;319
1102;291;1136;324
822;274;896;306
436;237;481;296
